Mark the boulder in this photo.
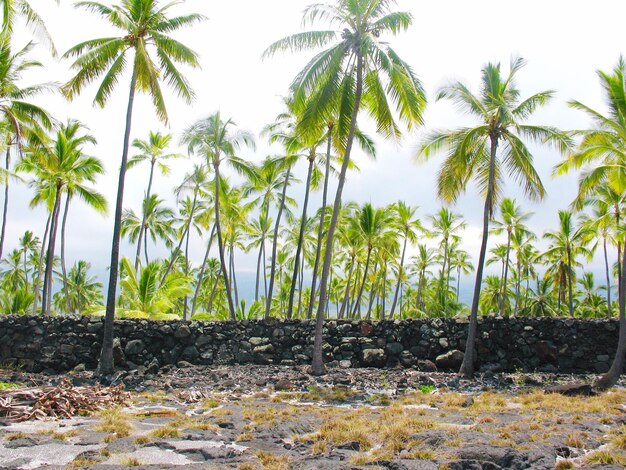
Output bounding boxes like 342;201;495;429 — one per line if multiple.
360;348;387;367
435;350;464;370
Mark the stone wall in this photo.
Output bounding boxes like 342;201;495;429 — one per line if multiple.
0;315;618;374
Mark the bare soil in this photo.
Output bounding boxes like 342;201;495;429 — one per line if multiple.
0;365;625;469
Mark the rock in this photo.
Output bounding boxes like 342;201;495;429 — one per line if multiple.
124;339;144;356
535;340;557;363
360;322;375;337
339;360;352;369
360;348;387;367
546;382;594;396
177;360;193;369
417;360;437;372
274;379;294;391
435;350;464;370
112;338;126;367
174;324;192;338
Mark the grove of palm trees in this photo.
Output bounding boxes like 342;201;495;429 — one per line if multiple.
0;0;626;388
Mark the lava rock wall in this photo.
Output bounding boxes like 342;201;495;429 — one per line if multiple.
0;316;618;374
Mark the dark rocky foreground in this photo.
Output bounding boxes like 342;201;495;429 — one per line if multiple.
0;365;625;469
0;316;619;375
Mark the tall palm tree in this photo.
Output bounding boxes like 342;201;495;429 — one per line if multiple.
53;260;102;314
429;208;465;311
1;0;58;55
579;201;616;317
556;57;626;388
491;198;531;316
181;112;255;320
18;120;105;315
349;203;391;317
265;0;426;375
128;131;182;270
389;201;423;318
121;194;175;263
62;0;204;375
0;34;54;261
410;244;436;313
542;210;592;317
419;56;566;378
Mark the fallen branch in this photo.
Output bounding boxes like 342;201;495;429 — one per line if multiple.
0;379;130;422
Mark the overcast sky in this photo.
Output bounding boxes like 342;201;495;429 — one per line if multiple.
7;0;626;300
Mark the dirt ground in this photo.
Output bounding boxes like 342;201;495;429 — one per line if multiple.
0;365;625;469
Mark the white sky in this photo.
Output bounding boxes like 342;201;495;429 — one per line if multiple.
6;0;626;299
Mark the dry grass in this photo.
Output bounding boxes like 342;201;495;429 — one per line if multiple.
94;408;132;439
121;456;142;467
38;429;79;441
584;449;626;465
149;423;180;438
256;450;291;470
4;432;28;441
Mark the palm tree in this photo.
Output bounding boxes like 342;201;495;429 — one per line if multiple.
265;0;426;375
556;57;626;388
128;131;182;270
121;194;175;264
410;244;436;313
117;257;191;319
62;0;203;375
181;112;255;320
542;210;592;317
0;34;54;262
491;198;531;316
53;260;103;314
419;56;566;378
18;120;105;315
1;0;57;55
579;200;616;317
349;203;391;317
389;201;423;318
429;208;465;311
17;229;38;290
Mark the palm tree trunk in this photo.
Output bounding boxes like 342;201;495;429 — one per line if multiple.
213;163;237;320
381;264;387;319
500;232;512;317
42;184;63;316
32;213;51;315
230;245;240;307
265;165;291;318
60;193;72;314
99;68;138;376
143;230;149;265
313;54;364;375
207;269;221;313
456;266;461;302
162;191;198;284
308;124;333;319
352;248;372;318
339;257;355;319
604;237;612;317
390;234;408;317
514;257;522;316
459;135;498;379
567;246;574;317
417;269;425;311
255;239;264;302
297;257;305;318
190;223;216;317
596;237;626;389
287;156;314;319
0;145;10;261
135;161;156;271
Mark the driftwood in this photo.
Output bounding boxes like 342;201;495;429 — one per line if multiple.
0;379;129;422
